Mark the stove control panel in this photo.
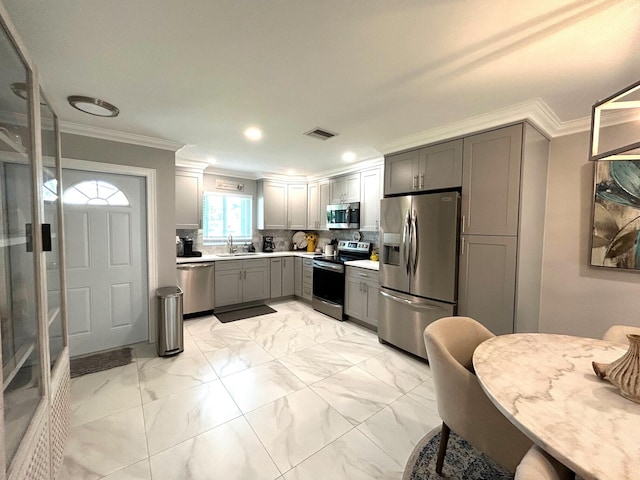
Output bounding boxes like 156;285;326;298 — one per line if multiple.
337;240;370;253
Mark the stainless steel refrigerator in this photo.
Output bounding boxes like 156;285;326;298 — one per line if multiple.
378;191;460;359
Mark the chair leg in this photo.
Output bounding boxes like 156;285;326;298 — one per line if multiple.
435;422;450;474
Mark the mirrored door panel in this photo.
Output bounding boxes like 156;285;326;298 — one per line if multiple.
0;23;42;466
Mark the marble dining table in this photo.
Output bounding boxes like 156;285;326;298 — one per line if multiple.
473;333;640;480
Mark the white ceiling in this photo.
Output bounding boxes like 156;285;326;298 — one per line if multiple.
3;0;640;178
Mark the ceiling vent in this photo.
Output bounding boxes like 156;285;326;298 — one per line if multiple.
304;127;338;141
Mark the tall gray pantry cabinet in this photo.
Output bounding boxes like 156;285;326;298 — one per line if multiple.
383;121;549;337
0;4;70;480
457;123;549;334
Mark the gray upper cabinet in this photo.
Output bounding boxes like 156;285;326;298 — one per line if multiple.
307;180;330;230
461;125;522;236
257;180;287;229
330;173;360;203
360;167;382;231
176;170;202;229
287;183;308;230
458;123;549;335
258;181;307;230
384;139;462;196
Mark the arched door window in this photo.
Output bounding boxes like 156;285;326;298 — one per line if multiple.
63;180;129;206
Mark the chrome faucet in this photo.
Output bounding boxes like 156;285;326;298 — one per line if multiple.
227;234;236;254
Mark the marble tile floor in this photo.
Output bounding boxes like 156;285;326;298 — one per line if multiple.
59;299;441;480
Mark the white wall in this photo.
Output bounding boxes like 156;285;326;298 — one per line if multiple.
539;125;640;339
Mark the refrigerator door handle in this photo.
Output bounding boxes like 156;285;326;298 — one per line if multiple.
411;210;419;275
402;209;411;274
380;290;447;311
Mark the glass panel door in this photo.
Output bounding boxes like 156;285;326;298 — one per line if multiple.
40;90;65;369
0;24;42;465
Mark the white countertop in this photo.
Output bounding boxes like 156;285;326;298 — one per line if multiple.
474;334;635;480
344;260;379;271
176;251;318;264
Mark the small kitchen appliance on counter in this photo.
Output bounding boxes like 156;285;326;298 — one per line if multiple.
262;235;275;252
178;237;202;257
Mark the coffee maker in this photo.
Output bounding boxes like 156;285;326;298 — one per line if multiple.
178;237;202;257
262;235;275;252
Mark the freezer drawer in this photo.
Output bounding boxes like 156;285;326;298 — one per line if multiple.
177;262;215;315
378;288;454;359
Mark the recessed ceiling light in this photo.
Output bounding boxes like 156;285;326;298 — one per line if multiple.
244;127;262;141
342;151;356;162
68;95;119;117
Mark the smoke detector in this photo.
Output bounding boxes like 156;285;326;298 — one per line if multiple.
304;127;338;141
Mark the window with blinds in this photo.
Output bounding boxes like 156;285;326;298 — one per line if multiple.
202;192;252;244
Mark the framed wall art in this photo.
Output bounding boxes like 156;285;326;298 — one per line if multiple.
591;160;640;270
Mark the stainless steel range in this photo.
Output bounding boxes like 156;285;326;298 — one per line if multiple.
312;240;371;320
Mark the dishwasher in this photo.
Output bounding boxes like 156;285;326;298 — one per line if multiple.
177;262;215;316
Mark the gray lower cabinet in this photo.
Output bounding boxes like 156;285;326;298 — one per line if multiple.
345;267;379;328
302;258;313;301
294;257;303;297
282;257;295;296
215;259;270;307
458;235;517;335
271;258;282;298
271;257;294;298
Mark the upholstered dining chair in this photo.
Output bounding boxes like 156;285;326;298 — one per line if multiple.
424;316;531;473
602;325;640;344
515;445;574;480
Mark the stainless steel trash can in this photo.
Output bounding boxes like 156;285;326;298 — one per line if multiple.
156;286;184;357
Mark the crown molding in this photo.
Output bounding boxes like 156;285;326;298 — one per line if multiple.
175;158;209;171
203;166;261;180
306;156;384;182
60;120;184;151
379;99;562;155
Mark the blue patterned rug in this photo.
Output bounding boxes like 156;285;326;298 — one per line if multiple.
403;427;513;480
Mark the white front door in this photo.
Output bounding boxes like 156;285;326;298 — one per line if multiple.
63;169;148;356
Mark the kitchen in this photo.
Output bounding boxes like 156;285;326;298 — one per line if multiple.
0;1;639;480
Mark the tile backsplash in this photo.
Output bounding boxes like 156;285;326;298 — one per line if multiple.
176;228;379;255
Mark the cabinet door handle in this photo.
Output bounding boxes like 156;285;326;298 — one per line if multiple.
419;174;424;189
412;175;417;190
460;237;465;256
461;215;466;234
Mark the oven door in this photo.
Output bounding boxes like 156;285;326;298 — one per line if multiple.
312;260;345;320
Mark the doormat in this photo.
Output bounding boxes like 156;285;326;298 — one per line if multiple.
216;305;277;323
70;347;133;378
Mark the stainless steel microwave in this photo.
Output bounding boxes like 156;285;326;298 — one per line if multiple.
327;202;360;229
